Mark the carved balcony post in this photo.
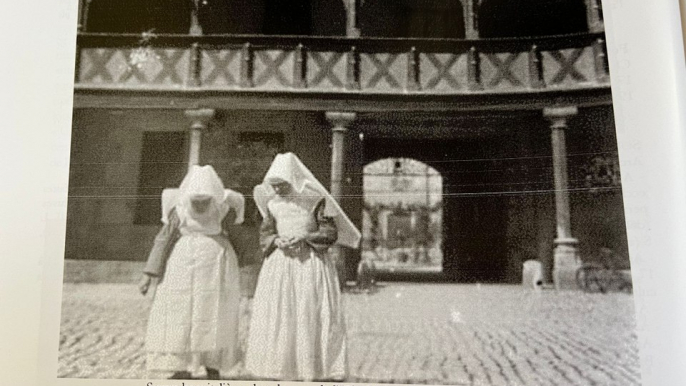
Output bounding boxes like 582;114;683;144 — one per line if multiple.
585;0;604;33
78;0;92;32
463;0;479;39
344;0;361;37
189;0;203;36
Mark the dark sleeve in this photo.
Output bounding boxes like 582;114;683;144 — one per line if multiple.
222;208;261;267
143;209;181;277
305;199;338;253
259;210;279;259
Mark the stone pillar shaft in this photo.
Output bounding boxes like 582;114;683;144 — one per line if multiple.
184;109;215;170
326;112;356;199
551;125;572;239
326;111;356;287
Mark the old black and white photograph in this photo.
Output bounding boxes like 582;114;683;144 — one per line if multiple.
57;0;643;384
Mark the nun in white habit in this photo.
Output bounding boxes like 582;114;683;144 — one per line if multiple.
245;152;361;381
138;165;248;380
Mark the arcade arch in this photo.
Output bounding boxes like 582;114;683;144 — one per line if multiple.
362;158;444;273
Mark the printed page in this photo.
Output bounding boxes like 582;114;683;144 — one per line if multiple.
2;1;686;386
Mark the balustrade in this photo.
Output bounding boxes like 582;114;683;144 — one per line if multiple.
75;32;610;95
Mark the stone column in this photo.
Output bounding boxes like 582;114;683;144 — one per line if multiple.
462;0;479;39
184;109;215;170
327;112;355;201
326;111;357;287
543;106;580;290
343;0;361;37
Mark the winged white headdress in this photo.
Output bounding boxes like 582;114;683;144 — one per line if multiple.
161;165;244;234
253;152;361;249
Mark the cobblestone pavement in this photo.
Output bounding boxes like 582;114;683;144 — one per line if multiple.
58;283;641;385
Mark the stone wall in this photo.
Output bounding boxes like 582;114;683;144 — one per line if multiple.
65;109;331;264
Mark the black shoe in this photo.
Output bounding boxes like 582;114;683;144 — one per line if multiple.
206;368;220;380
169;371;191;379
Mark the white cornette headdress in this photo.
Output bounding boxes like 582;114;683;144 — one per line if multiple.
161;165;244;235
254;152;361;249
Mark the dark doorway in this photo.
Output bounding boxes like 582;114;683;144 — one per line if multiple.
364;137;509;282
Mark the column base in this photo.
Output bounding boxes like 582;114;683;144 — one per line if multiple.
552;237;580;290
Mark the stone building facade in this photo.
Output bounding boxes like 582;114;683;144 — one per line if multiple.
67;0;626;287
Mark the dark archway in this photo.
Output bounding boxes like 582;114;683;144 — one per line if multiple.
402;0;465;39
197;0;344;35
86;0;320;36
199;0;316;35
364;136;510;283
478;0;588;38
197;0;266;34
362;158;444;274
85;0;191;33
360;0;465;39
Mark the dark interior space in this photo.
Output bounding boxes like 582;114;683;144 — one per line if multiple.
364;136;509;283
478;0;588;38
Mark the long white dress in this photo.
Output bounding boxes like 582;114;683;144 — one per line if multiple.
245;196;347;381
143;208;242;377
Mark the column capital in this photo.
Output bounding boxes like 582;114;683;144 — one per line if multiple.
184;108;215;130
543;106;578;119
543;106;578;128
326;111;356;131
554;237;579;246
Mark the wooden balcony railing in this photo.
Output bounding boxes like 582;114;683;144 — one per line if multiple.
75;32;610;95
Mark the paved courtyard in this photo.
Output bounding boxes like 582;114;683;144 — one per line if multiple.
58;283;641;385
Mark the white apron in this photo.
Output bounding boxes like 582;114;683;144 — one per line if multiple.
145;231;240;376
245;198;347;381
